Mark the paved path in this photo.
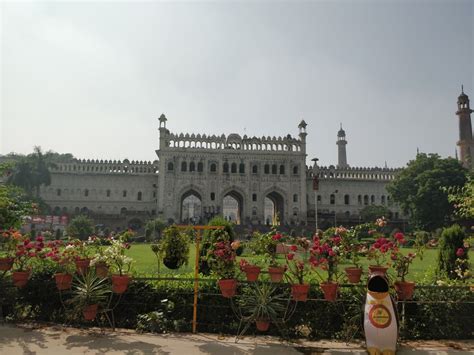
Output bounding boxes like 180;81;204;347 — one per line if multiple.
0;324;473;354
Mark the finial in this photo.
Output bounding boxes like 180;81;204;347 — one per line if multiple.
416;147;419;155
455;147;458;160
384;161;387;168
340;123;342;129
462;84;464;94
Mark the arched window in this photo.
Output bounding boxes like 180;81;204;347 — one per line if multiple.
210;163;217;172
252;193;257;202
271;164;277;174
358;195;362;205
371;195;375;204
364;195;369;205
210;192;215;201
57;189;61;196
84;189;89;197
344;194;350;205
123;190;127;198
330;194;335;205
252;165;258;174
381;195;386;204
223;162;229;173
252;207;257;216
137;191;142;201
293;166;299;175
279;165;285;174
264;164;270;174
181;162;187;172
239;163;245;174
293;194;298;203
231;163;237;173
189;162;196;172
197;162;203;172
106;189;111;197
167;162;174;171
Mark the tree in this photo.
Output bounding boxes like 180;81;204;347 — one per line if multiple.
387;153;467;231
447;176;474;220
144;219;166;242
66;215;94;240
359;205;390;222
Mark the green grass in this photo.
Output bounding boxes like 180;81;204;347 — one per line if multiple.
126;243;443;282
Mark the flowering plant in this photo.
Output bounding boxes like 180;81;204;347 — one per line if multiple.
14;235;45;271
250;228;286;267
208;240;236;279
1;229;23;258
45;240;76;274
285;237;311;284
310;232;342;282
102;238;133;276
337;226;363;268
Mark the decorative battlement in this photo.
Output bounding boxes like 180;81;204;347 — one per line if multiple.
307;165;400;181
51;158;159;175
162;131;304;152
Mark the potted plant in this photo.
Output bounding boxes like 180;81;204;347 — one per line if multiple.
46;240;76;290
103;236;133;293
310;232;341;302
71;239;92;275
239;259;261;282
0;229;21;271
160;226;190;270
250;229;287;282
285;237;312;301
12;235;44;287
70;271;111;321
89;236;109;278
237;282;287;332
206;229;237;298
339;227;363;283
366;218;395;274
391;232;423;300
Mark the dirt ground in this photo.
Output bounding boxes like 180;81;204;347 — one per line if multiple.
0;324;473;355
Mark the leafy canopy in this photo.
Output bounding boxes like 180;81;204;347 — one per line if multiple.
387;153;467;231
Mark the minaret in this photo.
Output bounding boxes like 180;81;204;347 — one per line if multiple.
298;119;308;154
337;124;349;168
158;113;168;150
456;86;474;170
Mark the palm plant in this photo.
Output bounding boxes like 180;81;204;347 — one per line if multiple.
70;271;111;320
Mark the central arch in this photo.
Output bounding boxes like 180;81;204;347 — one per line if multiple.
180;189;202;224
222;189;244;225
265;190;285;225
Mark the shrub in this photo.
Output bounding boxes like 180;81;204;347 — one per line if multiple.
437;225;467;279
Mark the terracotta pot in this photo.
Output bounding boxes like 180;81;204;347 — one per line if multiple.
112;274;131;294
12;271;30;288
75;258;90;275
255;319;270;331
320;281;338;302
368;265;388;275
95;263;109;278
0;257;14;271
218;279;237;298
394;281;415;300
54;273;73;290
268;266;285;282
244;266;261;282
345;267;363;283
83;304;98;321
291;283;310;302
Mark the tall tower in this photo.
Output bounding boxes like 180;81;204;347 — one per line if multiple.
337;124;349;168
456;87;474;170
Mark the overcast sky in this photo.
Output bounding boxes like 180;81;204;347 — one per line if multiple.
1;0;473;168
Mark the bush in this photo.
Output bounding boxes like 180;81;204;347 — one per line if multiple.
437;225;467;279
66;215;94;241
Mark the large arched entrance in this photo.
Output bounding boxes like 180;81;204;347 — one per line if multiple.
222;191;243;225
181;190;202;224
265;191;285;225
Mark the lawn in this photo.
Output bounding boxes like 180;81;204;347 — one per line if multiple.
126;243;443;282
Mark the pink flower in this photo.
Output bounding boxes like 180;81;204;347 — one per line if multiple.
287;253;295;260
456;248;465;257
36;236;44;242
290;245;298;252
394;232;404;241
328;249;336;257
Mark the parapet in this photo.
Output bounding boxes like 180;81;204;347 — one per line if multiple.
50;158;159;175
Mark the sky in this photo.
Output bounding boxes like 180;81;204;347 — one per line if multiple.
1;0;473;168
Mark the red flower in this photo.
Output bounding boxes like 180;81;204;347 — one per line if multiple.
456;248;465;257
394;232;404;241
272;233;283;241
36;236;44;242
287;253;295;260
290;245;298;252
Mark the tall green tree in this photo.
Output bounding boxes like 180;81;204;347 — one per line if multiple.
359;205;391;222
387;153;467;231
66;215;94;240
